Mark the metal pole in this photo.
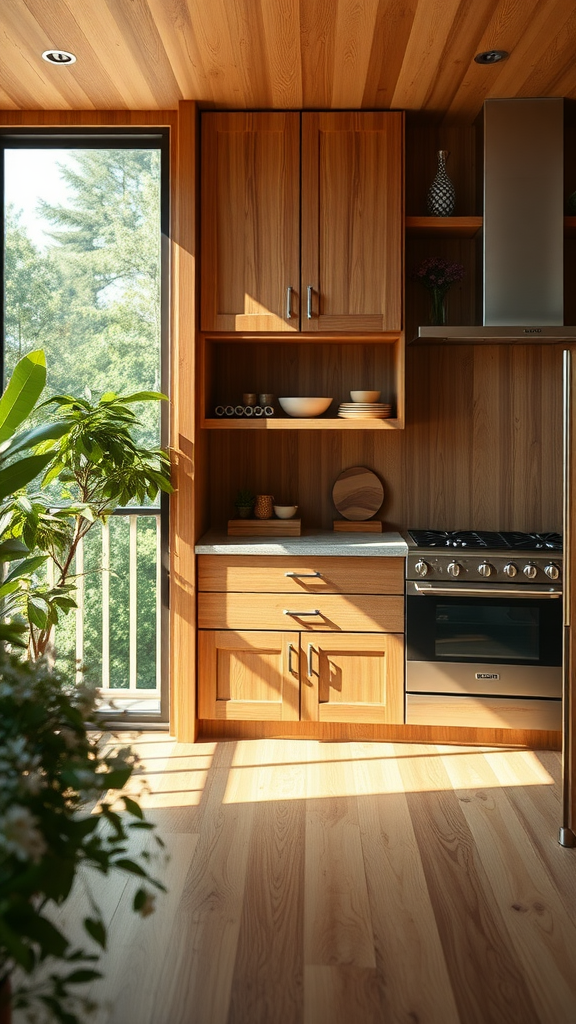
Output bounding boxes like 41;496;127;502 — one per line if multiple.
560;349;576;846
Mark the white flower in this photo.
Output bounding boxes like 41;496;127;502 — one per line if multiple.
0;805;47;863
138;892;156;918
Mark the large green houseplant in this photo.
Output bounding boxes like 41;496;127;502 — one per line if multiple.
0;349;172;659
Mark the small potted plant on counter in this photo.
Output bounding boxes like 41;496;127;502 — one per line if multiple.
234;488;255;519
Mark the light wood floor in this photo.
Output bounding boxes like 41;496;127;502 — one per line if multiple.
41;735;576;1024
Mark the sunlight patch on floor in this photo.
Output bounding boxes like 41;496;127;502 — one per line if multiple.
221;744;555;803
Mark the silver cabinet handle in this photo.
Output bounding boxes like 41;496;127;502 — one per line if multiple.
288;642;296;674
307;643;315;678
307;285;313;319
283;609;320;616
284;571;322;579
286;285;293;320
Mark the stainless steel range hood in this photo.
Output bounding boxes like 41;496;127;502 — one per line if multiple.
418;97;576;342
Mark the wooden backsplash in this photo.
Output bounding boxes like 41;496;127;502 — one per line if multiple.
207;344;564;534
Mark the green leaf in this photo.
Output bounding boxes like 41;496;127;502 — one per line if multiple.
0;537;29;560
0;621;27;644
0;452;54;500
3;419;71;460
83;917;107;950
104;390;168;404
0;578;21;599
0;349;46;442
27;594;49;628
3;554;47;584
0;918;34;971
42;461;66;487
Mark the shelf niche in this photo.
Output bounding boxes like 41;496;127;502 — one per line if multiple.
201;337;404;429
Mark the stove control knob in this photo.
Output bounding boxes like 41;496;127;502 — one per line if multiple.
478;562;493;577
447;561;461;577
544;563;560;581
523;563;538;580
415;560;430;577
503;562;518;578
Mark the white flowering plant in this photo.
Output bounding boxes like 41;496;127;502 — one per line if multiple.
0;654;166;1023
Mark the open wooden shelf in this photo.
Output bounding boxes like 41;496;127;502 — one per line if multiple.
202;416;403;430
405;215;483;238
406;216;576;238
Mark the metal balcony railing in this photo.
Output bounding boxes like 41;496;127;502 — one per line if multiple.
70;507;164;710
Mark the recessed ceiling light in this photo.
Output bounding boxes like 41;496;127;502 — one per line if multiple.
42;49;77;66
474;50;509;65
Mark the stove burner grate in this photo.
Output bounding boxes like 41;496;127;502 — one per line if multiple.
408;529;562;552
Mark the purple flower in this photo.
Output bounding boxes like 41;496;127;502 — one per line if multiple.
411;257;465;291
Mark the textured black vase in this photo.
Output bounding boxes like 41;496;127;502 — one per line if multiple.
427;150;455;216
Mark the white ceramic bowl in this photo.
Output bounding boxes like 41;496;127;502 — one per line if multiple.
350;390;381;403
278;397;332;418
274;505;298;519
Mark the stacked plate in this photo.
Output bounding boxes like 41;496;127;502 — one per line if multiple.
337;402;392;420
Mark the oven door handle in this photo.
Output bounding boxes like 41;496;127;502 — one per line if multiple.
411;583;562;599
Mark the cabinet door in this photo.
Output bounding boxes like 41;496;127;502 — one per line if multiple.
301;632;404;724
201;112;300;332
198;630;300;721
301;112;404;332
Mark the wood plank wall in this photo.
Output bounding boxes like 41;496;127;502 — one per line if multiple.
206;114;564;534
207;343;564;533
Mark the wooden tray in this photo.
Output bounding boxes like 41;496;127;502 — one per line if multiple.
227;518;302;536
333;520;382;532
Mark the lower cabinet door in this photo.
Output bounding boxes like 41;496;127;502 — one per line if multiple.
198;630;300;721
301;632;404;724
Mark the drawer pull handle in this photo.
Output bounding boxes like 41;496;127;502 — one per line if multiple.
307;285;313;319
286;285;293;320
283;609;320;616
307;643;316;678
284;571;322;579
288;642;296;674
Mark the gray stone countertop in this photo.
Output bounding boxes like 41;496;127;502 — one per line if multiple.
195;528;408;557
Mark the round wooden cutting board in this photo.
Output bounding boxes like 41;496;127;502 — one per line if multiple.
332;466;384;520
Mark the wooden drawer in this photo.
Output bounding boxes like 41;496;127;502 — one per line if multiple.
198;593;404;632
197;555;404;594
406;694;562;731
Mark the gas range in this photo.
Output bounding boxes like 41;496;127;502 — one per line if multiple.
406;530;562;586
404;529;563;732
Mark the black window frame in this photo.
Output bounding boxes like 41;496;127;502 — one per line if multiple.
0;126;171;726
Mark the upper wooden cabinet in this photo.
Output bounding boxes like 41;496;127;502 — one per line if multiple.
201;112;301;333
201;111;404;333
301;111;403;333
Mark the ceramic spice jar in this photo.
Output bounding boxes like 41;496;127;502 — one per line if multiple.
254;495;274;519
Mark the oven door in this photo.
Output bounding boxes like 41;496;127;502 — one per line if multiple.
406;581;562;697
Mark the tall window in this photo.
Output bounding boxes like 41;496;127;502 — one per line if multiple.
2;130;169;722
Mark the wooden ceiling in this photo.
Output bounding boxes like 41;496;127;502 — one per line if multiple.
2;0;576;122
